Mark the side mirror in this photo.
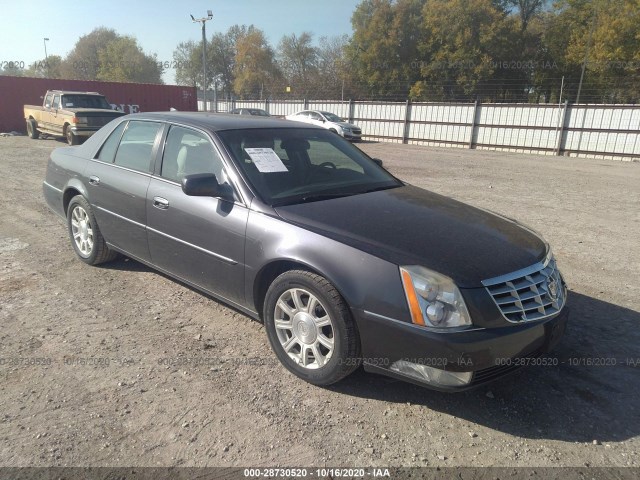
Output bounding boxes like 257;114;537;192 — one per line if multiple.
181;173;234;201
372;158;384;167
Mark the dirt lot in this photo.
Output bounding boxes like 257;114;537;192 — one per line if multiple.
0;135;638;468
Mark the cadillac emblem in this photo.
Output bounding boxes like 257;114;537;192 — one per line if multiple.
547;275;559;301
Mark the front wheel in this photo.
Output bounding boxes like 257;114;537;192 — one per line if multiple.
66;126;80;145
67;196;118;265
264;270;361;386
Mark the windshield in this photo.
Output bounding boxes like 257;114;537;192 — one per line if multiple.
249;109;270;116
217;128;401;206
321;112;343;122
61;95;112;109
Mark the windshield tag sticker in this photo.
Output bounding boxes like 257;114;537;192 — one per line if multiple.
244;148;288;173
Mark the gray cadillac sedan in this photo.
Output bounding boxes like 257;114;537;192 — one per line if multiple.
43;112;569;391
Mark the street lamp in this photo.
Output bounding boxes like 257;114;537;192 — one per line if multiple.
43;38;50;77
191;10;213;112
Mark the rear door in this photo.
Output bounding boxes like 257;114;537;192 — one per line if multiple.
86;120;163;262
146;125;248;305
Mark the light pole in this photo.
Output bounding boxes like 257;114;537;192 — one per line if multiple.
191;10;213;112
43;38;50;77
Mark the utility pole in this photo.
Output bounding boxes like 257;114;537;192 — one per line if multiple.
191;10;213;112
576;8;598;104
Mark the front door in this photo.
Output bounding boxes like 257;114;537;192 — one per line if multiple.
146;125;248;305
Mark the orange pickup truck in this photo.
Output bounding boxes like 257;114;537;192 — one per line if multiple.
24;90;124;145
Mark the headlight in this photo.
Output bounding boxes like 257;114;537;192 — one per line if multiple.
341;127;351;133
399;266;472;328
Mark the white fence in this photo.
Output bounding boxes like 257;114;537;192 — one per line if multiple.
198;99;640;161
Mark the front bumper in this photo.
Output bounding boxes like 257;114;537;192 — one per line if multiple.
69;126;100;137
354;306;569;392
343;132;362;141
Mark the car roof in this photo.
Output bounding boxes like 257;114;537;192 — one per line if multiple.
120;112;315;132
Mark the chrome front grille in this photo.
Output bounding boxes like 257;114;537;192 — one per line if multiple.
482;255;566;323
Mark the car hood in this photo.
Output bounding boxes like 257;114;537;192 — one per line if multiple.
274;185;547;288
62;108;124;115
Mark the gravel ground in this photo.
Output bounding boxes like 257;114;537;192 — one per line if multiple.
0;135;638;468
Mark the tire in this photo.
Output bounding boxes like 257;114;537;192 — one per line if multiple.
264;270;361;386
67;195;118;265
66;126;79;145
26;119;39;139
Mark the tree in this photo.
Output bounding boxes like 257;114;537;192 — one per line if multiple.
57;27;162;83
347;0;425;99
61;28;119;80
509;0;546;31
411;0;515;101
209;29;238;97
562;0;640;102
173;40;201;87
25;55;64;78
173;26;249;98
317;35;352;98
96;36;163;84
0;62;25;76
278;32;318;96
233;28;281;98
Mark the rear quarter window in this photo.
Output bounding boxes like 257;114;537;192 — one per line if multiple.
96;122;127;163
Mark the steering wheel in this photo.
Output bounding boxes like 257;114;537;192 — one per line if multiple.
318;161;337;169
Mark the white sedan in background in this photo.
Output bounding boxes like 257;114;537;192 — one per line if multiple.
286;110;362;141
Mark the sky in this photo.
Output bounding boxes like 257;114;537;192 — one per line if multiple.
0;0;361;83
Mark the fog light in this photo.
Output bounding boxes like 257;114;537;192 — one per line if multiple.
390;360;472;387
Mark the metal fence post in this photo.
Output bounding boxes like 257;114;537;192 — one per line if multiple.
348;99;355;124
555;101;569;155
469;100;479;149
402;100;412;144
303;98;309;110
265;98;269;114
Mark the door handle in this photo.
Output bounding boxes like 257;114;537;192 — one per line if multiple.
153;196;170;210
89;176;100;186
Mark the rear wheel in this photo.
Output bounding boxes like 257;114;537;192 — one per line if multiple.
26;119;39;139
264;270;361;386
67;195;118;265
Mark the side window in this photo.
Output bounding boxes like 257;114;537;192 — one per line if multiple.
161;126;224;183
96;121;127;163
52;95;60;110
114;121;162;173
44;94;53;109
309;112;322;121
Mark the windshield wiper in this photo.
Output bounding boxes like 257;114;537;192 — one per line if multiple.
359;184;400;194
299;192;358;203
